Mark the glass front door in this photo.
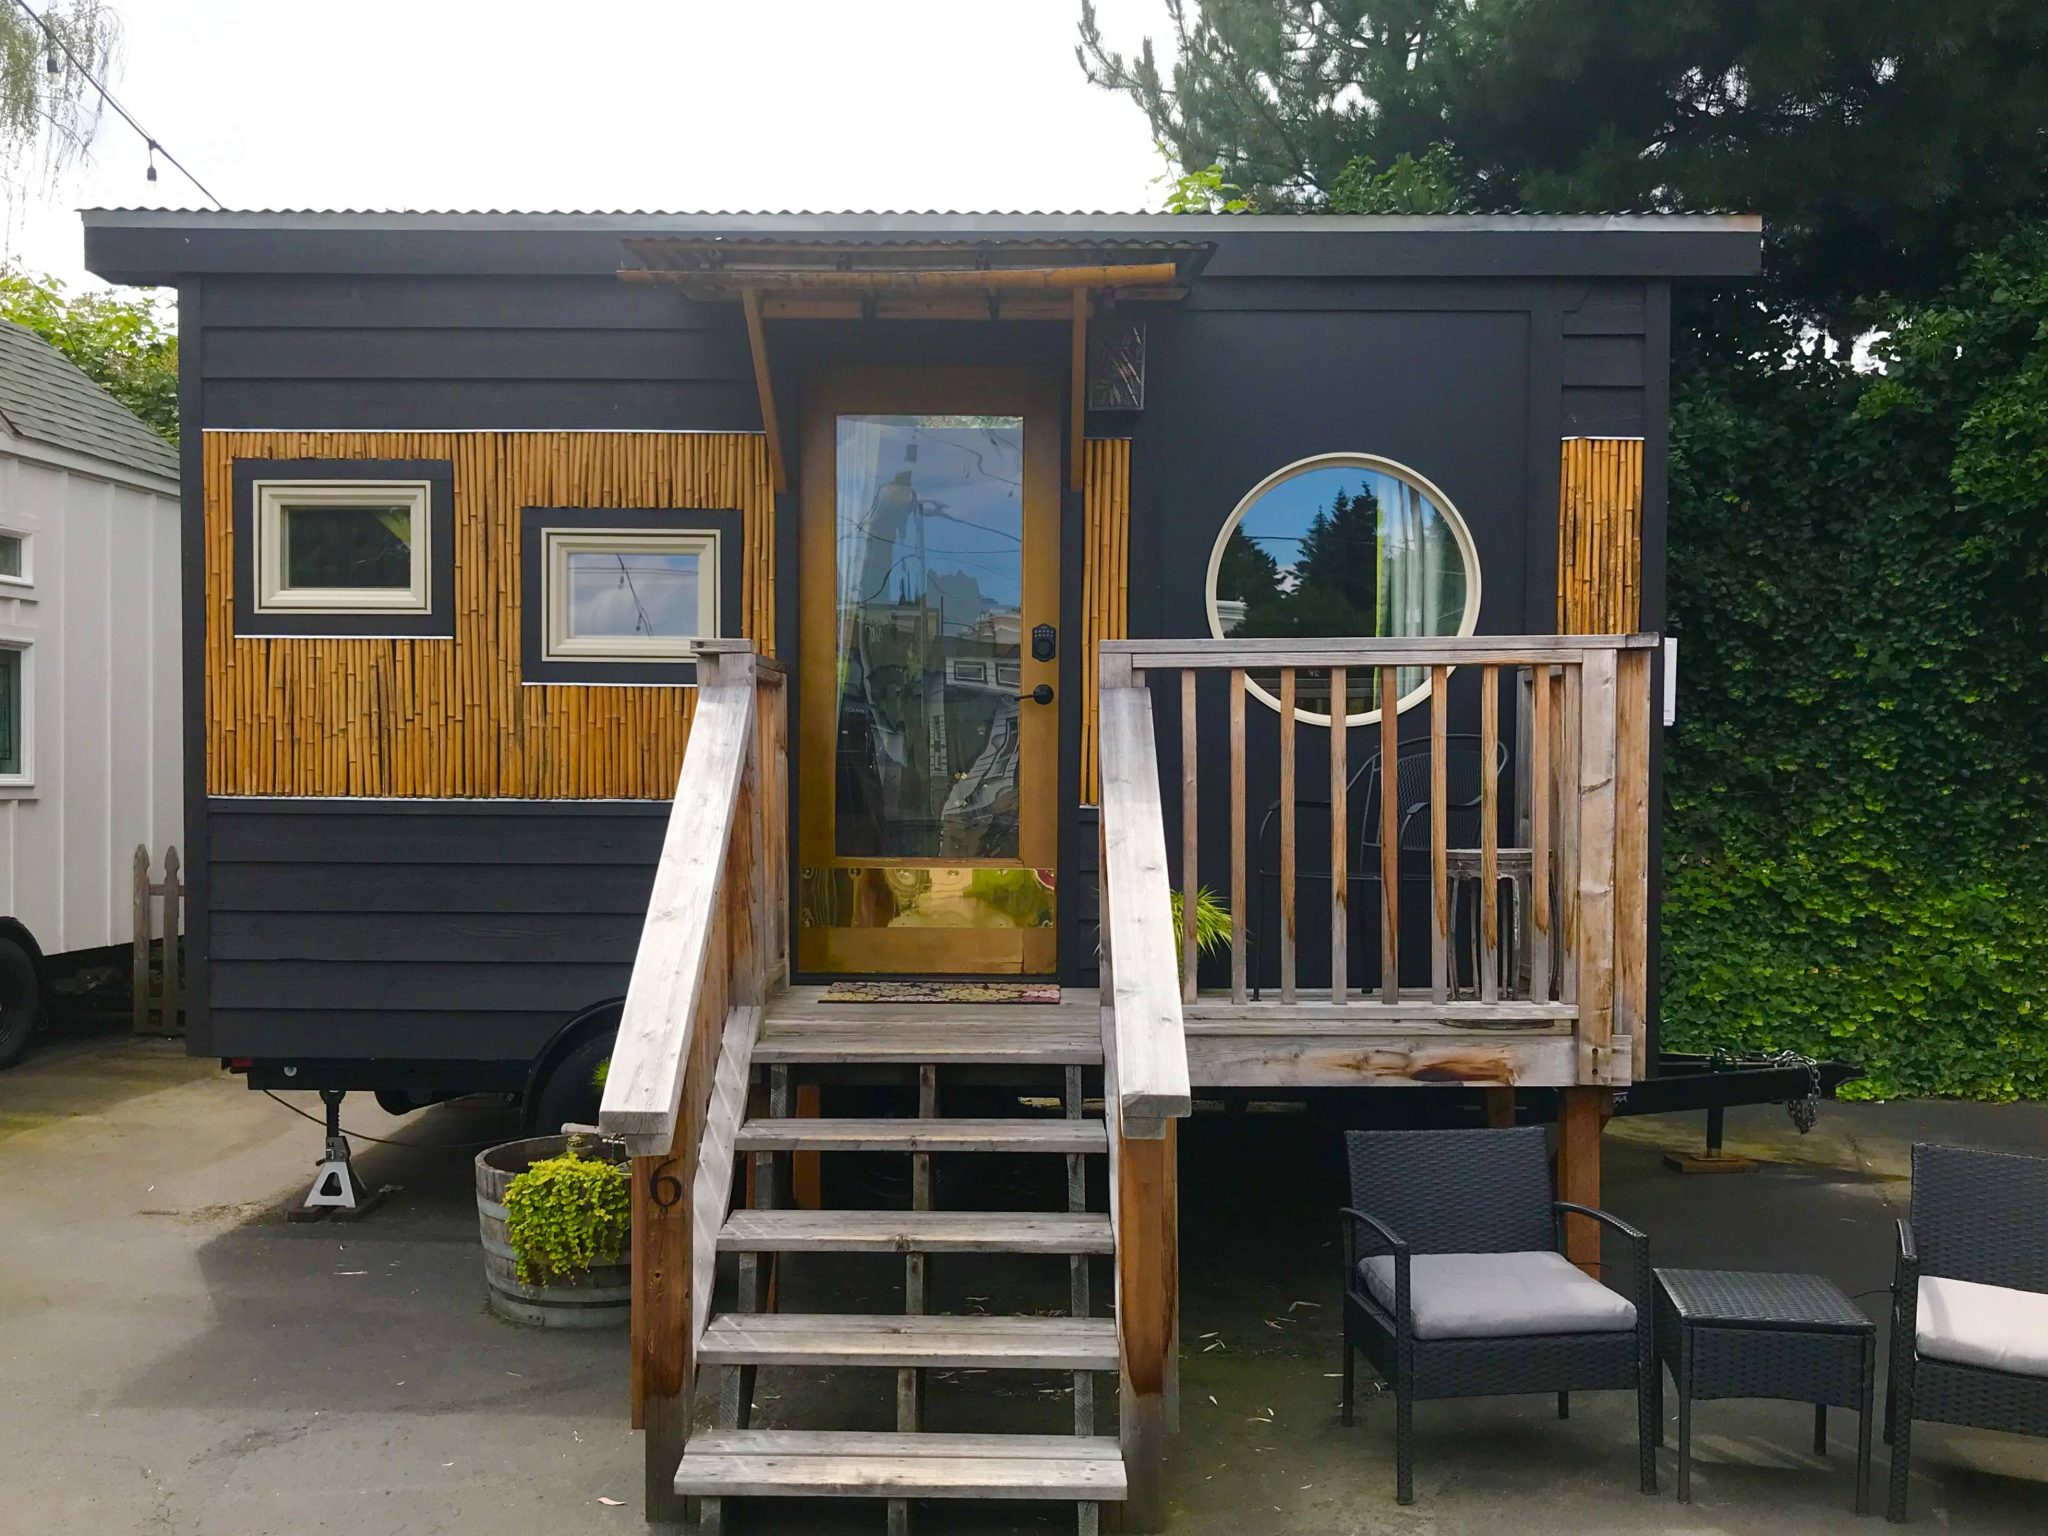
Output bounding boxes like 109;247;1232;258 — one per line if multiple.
797;369;1061;974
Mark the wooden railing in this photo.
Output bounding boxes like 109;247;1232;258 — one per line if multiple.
597;639;788;1524
1095;651;1193;1533
1099;634;1654;1087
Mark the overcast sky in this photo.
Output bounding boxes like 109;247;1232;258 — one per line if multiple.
5;0;1177;293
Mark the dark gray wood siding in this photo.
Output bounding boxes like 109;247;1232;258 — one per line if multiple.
197;276;760;429
205;799;664;1062
1561;281;1649;435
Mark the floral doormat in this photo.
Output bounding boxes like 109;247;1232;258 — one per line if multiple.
821;980;1062;1005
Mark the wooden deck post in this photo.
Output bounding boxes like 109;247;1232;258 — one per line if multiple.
633;1148;695;1522
1115;1117;1178;1533
1558;1087;1611;1277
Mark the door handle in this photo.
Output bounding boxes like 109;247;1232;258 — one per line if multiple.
1018;684;1055;706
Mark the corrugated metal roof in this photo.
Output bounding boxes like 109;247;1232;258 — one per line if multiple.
80;207;1759;231
80;205;1753;218
0;321;178;481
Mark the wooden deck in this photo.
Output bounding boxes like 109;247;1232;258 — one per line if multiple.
595;637;1652;1532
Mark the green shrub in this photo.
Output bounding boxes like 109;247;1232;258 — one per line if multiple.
1662;241;2048;1099
1170;886;1234;957
502;1146;630;1285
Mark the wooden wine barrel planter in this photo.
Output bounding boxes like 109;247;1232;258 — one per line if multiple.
474;1135;632;1329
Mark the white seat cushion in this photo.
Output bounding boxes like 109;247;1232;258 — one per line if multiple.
1918;1276;2048;1377
1359;1250;1636;1341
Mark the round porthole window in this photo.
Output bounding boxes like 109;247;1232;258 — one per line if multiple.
1204;453;1481;726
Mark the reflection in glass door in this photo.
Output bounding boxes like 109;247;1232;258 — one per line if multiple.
798;372;1060;975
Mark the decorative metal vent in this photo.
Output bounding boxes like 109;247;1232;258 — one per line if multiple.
1086;320;1146;412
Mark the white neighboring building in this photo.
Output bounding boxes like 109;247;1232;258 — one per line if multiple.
0;319;180;1063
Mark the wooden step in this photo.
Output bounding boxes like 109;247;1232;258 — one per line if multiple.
757;988;1102;1065
718;1209;1114;1255
735;1117;1108;1154
754;1021;1102;1066
699;1312;1117;1371
675;1430;1127;1501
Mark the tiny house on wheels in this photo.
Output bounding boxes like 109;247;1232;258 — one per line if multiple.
0;319;181;1068
86;208;1759;1528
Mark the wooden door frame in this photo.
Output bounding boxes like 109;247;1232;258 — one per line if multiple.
794;365;1064;975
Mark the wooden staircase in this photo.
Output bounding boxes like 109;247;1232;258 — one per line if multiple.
597;643;1188;1533
675;994;1124;1533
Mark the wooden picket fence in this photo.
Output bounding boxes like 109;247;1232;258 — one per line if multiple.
132;844;183;1036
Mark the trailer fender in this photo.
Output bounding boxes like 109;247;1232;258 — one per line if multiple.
521;996;623;1135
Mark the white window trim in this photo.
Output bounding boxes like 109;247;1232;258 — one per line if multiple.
542;528;720;663
1202;451;1484;728
253;480;432;614
0;640;31;789
0;526;30;591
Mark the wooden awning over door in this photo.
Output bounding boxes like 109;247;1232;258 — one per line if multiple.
618;236;1208;492
618;236;1208;319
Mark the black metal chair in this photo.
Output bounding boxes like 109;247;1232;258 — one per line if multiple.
1251;734;1505;996
1339;1127;1658;1504
1885;1143;2048;1522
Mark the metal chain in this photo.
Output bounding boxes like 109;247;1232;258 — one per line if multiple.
1704;1046;1823;1134
1768;1049;1823;1134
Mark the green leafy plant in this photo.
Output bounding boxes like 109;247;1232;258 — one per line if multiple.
502;1145;630;1286
1169;886;1234;958
1659;235;2048;1099
1325;148;1467;215
0;269;179;439
1152;141;1252;213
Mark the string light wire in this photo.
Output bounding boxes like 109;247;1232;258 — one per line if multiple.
12;0;223;207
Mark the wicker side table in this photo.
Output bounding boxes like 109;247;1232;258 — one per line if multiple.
1655;1268;1876;1514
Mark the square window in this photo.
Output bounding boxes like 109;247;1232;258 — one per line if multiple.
543;530;719;663
0;646;24;780
253;481;431;613
0;532;23;581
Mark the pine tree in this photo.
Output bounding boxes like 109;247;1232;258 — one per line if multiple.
1286;486;1381;636
1078;0;2048;328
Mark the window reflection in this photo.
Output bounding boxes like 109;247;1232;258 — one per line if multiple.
834;415;1026;859
1211;459;1476;719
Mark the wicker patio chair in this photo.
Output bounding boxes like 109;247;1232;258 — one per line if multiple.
1885;1143;2048;1522
1340;1126;1658;1504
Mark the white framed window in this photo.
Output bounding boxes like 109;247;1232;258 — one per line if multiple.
252;480;432;614
0;642;29;785
542;529;720;663
0;529;28;587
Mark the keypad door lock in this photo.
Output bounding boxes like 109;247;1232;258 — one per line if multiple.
1031;623;1057;663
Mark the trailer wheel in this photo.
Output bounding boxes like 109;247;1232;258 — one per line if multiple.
0;937;42;1070
528;1028;615;1137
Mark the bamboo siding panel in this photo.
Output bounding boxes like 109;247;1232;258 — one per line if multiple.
203;431;775;798
1080;438;1131;802
1557;437;1643;634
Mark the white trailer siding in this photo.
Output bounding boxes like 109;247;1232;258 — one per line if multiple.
0;426;181;958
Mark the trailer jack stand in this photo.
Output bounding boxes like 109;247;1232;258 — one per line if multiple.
292;1089;389;1219
1662;1104;1759;1175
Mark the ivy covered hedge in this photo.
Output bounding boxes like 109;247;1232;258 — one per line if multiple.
1661;236;2048;1099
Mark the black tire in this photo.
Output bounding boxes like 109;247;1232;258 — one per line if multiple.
528;1028;615;1137
0;937;43;1070
374;1089;421;1117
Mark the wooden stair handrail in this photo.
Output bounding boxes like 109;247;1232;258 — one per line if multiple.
598;655;757;1156
1097;664;1193;1137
